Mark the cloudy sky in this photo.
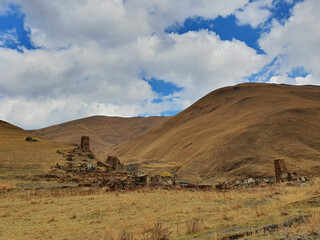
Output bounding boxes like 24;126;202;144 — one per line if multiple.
0;0;319;129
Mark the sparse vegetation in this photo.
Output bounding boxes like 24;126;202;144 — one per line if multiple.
141;223;171;240
0;179;319;239
185;218;204;234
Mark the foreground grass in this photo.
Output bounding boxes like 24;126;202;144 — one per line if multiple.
0;179;319;240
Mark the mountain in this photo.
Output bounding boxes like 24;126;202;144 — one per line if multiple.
0;120;72;176
109;83;320;183
31;116;168;159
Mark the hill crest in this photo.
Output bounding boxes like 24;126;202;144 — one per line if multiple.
109;83;320;183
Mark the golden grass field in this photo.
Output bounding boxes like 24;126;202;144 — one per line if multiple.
0;179;319;240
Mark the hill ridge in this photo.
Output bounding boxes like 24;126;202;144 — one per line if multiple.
109;83;320;183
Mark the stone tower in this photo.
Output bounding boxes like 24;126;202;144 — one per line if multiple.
81;136;90;152
274;159;288;183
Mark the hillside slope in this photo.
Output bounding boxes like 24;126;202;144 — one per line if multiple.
0;120;72;176
109;83;320;183
31;116;168;159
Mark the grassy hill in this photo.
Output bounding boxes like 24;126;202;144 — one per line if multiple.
109;83;320;183
31;116;168;159
0;120;72;176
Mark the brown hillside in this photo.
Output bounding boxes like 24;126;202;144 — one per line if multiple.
0;120;72;176
109;83;320;183
31;116;168;159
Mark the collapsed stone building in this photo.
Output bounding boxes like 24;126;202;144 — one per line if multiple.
100;173;178;191
54;135;311;191
106;156;124;171
54;136;178;190
274;159;308;183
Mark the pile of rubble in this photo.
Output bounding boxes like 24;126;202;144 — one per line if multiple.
215;177;275;190
99;173;178;191
25;136;38;142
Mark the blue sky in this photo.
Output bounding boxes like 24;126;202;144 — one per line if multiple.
0;0;319;129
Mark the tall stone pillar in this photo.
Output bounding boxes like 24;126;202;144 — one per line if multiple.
274;159;288;183
81;136;90;152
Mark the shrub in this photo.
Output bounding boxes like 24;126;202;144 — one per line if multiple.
186;218;204;234
118;230;134;240
141;222;171;240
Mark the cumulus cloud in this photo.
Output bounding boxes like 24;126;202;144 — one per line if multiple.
2;0;267;129
11;0;248;49
0;0;319;129
259;0;320;84
266;74;316;85
235;0;273;28
140;30;266;102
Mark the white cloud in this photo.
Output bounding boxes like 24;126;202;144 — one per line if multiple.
0;1;9;14
11;0;248;49
0;28;267;129
1;0;319;129
2;0;268;129
235;0;273;28
140;30;266;102
266;74;315;85
259;0;320;85
0;28;18;47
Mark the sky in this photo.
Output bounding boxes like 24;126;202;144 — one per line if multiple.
0;0;319;129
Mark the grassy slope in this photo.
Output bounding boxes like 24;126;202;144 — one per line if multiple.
109;83;320;183
31;116;168;159
0;120;72;176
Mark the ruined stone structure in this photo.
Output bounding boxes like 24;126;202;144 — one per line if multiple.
149;175;176;186
106;156;124;171
274;159;288;183
80;136;90;152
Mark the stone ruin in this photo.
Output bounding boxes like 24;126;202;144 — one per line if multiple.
214;159;310;190
80;136;90;152
100;174;178;191
274;159;309;183
106;156;124;171
274;159;288;183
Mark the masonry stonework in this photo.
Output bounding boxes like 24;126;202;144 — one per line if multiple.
81;136;90;152
274;159;288;183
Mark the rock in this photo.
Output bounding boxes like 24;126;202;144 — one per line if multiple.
106;156;124;171
25;136;38;142
85;163;95;171
55;163;63;169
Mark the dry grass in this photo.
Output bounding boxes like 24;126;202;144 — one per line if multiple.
0;120;73;176
110;83;320;183
31;116;168;159
0;179;319;240
0;182;13;191
185;218;205;234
